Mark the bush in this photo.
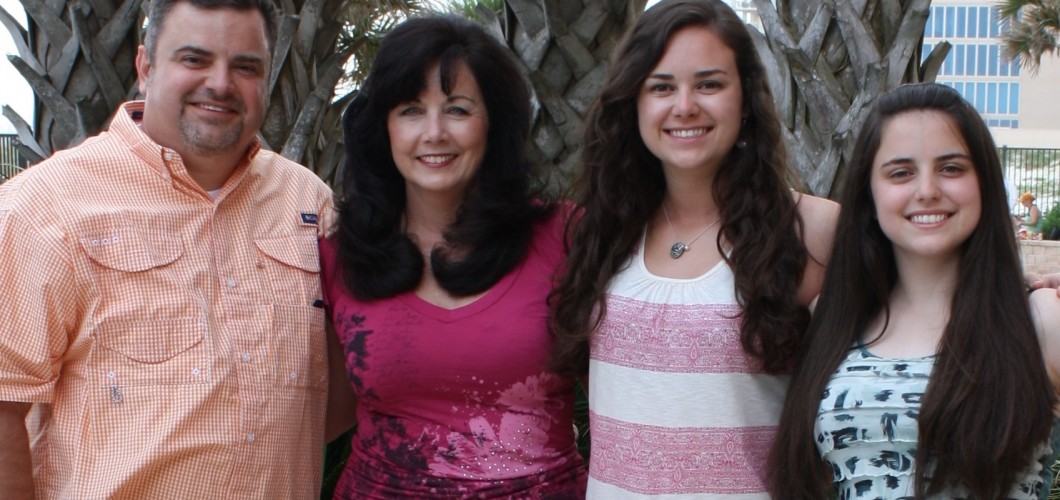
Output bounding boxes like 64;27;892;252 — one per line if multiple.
1042;204;1060;240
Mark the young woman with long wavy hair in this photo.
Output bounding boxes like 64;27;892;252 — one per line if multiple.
549;0;838;496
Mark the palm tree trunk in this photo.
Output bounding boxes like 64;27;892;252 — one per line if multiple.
489;0;648;194
752;0;949;196
1;0;142;165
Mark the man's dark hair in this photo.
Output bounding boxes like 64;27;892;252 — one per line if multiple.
143;0;279;59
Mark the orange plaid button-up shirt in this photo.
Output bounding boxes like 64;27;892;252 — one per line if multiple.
0;101;333;499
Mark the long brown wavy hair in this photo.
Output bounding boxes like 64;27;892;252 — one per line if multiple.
767;83;1055;498
549;0;809;376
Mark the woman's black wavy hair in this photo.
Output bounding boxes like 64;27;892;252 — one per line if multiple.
333;15;550;300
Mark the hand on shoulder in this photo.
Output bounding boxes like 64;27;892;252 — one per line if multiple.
1030;288;1060;386
1027;272;1060;297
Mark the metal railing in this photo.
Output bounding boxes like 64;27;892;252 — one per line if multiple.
0;134;27;183
1002;147;1060;216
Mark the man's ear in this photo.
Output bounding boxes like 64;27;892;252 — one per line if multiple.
135;45;151;95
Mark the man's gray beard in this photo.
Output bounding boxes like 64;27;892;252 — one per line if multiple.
180;118;243;157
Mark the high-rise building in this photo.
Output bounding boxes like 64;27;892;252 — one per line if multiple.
923;0;1060;147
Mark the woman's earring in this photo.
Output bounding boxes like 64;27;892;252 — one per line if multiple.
736;139;747;149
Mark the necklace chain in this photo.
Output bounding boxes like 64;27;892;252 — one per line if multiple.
661;203;721;259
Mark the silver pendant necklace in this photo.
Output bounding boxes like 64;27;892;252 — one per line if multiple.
662;203;721;259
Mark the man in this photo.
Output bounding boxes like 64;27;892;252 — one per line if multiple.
0;0;333;497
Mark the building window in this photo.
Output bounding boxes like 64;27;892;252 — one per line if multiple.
1010;83;1020;114
979;7;989;38
955;45;966;75
987;82;998;113
956;6;967;38
935;6;946;38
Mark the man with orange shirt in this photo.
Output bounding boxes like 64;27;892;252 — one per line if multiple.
0;0;332;497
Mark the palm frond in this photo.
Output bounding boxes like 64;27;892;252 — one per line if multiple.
999;0;1060;72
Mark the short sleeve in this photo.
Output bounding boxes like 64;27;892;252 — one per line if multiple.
0;208;77;403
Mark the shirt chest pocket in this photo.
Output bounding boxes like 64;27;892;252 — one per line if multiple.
93;318;210;387
271;304;327;390
255;234;321;304
78;226;196;320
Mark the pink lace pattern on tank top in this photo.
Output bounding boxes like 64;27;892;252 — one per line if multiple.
593;296;760;374
589;412;773;494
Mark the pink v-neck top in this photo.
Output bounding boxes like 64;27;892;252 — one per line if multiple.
319;210;586;498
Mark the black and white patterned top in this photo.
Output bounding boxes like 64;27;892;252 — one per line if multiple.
814;347;1044;499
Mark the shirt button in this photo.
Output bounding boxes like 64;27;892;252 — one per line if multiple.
163;151;173;161
246;433;255;443
225;278;237;288
241;352;251;362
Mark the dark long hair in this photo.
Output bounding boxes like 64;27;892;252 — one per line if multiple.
333;15;550;300
549;0;808;375
768;83;1055;498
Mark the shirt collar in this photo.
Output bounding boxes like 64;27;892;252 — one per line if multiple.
109;101;262;192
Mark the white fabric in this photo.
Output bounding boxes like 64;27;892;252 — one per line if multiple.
586;237;787;499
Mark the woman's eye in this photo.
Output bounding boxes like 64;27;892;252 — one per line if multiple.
446;106;469;116
940;163;966;174
698;80;722;90
888;169;912;179
647;82;672;93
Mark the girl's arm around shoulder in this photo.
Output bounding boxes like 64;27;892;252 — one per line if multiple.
793;192;840;267
793;192;840;305
1030;288;1060;388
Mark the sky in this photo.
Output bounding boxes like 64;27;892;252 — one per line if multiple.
0;0;31;134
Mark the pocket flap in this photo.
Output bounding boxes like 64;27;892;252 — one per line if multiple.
96;318;205;363
80;229;182;272
255;235;320;273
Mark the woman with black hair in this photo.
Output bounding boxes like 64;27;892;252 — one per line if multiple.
319;15;586;498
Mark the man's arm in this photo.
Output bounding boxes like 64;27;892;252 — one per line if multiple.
0;401;34;499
